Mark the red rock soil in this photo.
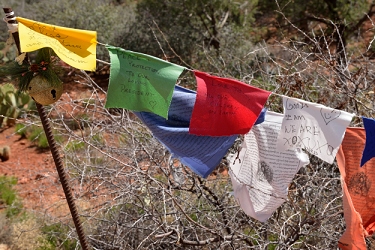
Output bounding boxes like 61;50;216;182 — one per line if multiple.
0;71;109;216
0;125;64;213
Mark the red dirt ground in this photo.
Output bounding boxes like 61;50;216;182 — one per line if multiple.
0;71;109;215
0;125;62;212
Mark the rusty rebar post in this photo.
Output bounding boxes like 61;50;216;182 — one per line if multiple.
36;104;90;250
2;7;90;250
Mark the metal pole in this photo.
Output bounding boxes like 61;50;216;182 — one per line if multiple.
2;8;90;250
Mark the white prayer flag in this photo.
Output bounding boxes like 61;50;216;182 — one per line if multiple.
276;96;354;164
229;111;309;222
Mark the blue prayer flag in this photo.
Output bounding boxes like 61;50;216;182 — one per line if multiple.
360;116;375;167
133;85;267;178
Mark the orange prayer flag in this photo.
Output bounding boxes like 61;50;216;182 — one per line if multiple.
336;127;375;249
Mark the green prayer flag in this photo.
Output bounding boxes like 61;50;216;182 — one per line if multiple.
105;46;186;118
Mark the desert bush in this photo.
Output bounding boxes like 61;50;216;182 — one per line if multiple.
2;0;375;249
15;123;63;149
0;175;23;218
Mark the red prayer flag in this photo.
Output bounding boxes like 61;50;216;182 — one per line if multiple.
189;70;271;136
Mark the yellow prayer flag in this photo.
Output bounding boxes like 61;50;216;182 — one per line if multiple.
16;17;97;71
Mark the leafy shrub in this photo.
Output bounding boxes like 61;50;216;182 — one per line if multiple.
0;175;23;218
15;123;63;149
37;223;78;250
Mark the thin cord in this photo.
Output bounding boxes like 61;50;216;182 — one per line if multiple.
3;11;18;33
7;15;367;121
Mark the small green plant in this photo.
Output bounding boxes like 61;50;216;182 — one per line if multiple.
37;223;77;250
81;98;96;108
91;133;104;145
37;223;78;250
0;176;17;205
0;175;23;218
0;83;33;127
15;122;27;138
29;126;49;149
15;123;63;149
64;140;86;152
64;113;91;130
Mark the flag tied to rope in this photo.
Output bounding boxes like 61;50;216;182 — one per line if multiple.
105;46;186;118
229;111;309;222
134;85;267;178
360;117;375;167
16;17;97;71
189;70;271;136
276;96;354;164
336;128;375;250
